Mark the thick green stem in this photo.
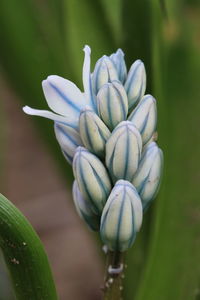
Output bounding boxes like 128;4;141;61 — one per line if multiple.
103;250;125;300
0;193;58;299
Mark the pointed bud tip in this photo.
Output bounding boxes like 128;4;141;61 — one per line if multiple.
80;105;93;114
22;106;35;115
116;48;125;56
75;146;85;153
42;75;59;88
83;45;91;54
136;59;143;64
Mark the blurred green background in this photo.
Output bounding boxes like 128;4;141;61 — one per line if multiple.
1;0;200;299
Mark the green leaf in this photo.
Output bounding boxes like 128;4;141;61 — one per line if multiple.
0;193;58;299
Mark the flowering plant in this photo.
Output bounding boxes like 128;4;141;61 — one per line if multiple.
23;46;163;299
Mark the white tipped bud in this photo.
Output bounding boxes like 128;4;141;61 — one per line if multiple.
106;121;142;182
100;180;143;252
97;81;128;130
72;181;100;231
79;108;111;158
92;56;119;94
129;94;157;145
54;122;83;164
132;142;163;210
124;60;146;111
73;147;112;214
110;49;127;83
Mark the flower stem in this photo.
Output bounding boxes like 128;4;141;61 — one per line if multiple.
103;250;125;300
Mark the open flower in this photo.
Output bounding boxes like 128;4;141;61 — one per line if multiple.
23;46;96;127
23;46;97;163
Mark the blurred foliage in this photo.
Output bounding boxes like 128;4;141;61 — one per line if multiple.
0;0;200;299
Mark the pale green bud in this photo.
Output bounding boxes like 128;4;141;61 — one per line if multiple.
97;81;128;130
128;94;157;145
100;180;143;252
106;121;142;182
92;56;119;94
124;59;146;111
72;181;100;231
79;107;111;158
73;147;112;214
54;122;83;164
132;142;163;211
110;49;127;83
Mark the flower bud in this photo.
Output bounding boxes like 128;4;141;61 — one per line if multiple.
106;121;142;182
54;122;83;164
110;49;127;83
124;59;146;111
128;94;157;145
97;81;128;130
132;142;163;211
73;147;112;214
72;181;100;231
79;107;111;158
92;56;119;94
100;180;143;252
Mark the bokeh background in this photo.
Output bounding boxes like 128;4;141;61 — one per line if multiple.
1;0;200;299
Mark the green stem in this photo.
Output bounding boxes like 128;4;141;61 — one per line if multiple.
0;193;58;300
103;250;125;300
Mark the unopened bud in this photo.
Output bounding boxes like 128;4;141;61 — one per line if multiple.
73;147;112;214
92;56;119;94
124;59;146;111
72;181;100;231
132;142;163;211
79;107;111;158
110;49;127;83
129;95;157;144
106;121;142;182
97;81;128;130
54;122;83;164
100;180;143;252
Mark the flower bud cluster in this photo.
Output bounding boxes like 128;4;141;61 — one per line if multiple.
23;46;163;252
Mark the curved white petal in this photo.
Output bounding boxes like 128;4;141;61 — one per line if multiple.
42;75;86;120
83;45;97;112
23;106;76;127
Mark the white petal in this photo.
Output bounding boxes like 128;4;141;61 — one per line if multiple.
82;46;97;111
23;106;76;127
42;75;86;120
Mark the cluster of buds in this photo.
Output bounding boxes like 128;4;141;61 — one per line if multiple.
23;46;163;252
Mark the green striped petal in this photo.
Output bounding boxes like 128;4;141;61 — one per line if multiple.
106;121;142;182
132;142;163;211
124;59;146;111
79;107;111;158
92;56;119;94
97;80;128;130
110;49;127;83
129;94;157;145
73;147;112;215
100;180;143;252
72;181;100;231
